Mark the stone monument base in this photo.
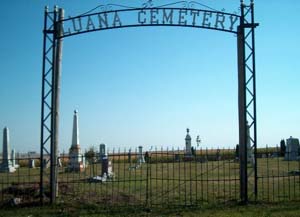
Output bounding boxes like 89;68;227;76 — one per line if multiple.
284;154;299;161
183;154;194;161
14;164;20;169
66;162;85;172
0;166;16;173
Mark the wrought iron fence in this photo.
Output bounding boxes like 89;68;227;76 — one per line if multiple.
0;147;300;207
0;157;40;206
256;146;300;202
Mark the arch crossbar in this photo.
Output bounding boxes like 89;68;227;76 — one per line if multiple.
59;8;240;38
40;1;258;204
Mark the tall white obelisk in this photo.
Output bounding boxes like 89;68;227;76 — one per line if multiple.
0;127;16;173
68;110;85;172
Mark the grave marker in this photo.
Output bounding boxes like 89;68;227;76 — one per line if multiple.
0;127;16;173
284;136;300;161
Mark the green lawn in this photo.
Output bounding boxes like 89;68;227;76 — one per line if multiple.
1;155;300;207
1;201;300;217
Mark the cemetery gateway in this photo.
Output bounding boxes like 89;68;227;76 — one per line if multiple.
40;0;258;204
0;1;298;209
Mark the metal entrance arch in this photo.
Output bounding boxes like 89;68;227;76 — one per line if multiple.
40;0;258;204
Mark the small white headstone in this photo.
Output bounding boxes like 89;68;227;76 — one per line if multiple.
108;160;113;177
11;149;19;168
29;159;35;168
137;146;145;164
58;158;62;167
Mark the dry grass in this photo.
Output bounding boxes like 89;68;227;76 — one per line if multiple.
1;153;300;207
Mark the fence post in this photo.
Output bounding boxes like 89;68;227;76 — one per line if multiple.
143;153;152;211
146;154;150;208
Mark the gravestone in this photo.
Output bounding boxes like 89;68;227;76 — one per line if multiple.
0;127;16;173
11;149;16;168
101;157;108;176
137;146;145;164
128;149;132;163
235;144;239;160
184;128;194;161
284;136;300;161
82;155;86;168
216;149;221;161
174;154;180;162
11;149;19;168
107;161;113;177
58;158;62;167
144;151;150;163
68;110;86;172
99;143;106;162
185;128;192;156
43;159;50;168
29;159;35;168
101;156;113;178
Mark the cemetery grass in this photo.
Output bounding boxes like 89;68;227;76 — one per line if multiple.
1;201;300;216
1;156;300;208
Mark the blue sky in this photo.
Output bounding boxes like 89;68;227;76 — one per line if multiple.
0;0;299;153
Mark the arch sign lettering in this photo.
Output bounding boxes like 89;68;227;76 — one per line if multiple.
40;0;259;204
61;6;240;37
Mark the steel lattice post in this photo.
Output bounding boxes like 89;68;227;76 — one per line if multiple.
40;6;63;204
238;0;258;203
40;6;56;204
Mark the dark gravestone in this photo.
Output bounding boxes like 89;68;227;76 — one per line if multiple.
144;151;150;163
128;150;131;163
99;144;106;162
101;157;108;176
174;154;180;162
101;156;113;178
